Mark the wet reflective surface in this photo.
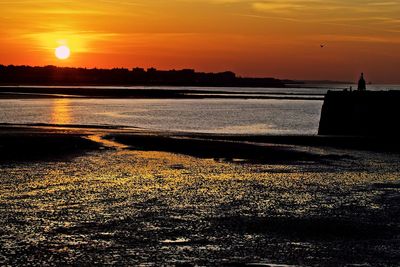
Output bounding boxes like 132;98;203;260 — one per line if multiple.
50;99;72;125
0;98;323;134
1;146;399;266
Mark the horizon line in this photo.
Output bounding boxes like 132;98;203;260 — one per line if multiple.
2;64;400;85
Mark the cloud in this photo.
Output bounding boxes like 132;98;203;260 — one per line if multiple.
19;30;122;53
251;0;400;14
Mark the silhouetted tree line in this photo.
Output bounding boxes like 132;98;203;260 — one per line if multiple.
0;65;285;87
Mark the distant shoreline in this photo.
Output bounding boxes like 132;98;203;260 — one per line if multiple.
0;65;287;88
0;86;325;100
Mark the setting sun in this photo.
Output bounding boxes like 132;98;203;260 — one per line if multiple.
55;45;70;60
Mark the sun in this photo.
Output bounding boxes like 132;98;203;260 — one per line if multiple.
55;45;71;60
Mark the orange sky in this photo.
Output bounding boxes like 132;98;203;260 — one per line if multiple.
1;0;400;83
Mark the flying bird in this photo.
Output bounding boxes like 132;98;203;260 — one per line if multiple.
320;44;326;48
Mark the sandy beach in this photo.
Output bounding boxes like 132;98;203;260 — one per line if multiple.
1;124;399;266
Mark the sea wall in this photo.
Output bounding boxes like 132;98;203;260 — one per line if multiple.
318;90;400;136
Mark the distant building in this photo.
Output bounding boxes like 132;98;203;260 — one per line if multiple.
358;73;366;91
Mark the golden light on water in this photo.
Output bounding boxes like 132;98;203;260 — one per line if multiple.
51;99;72;125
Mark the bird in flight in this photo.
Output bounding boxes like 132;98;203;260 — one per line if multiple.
320;44;326;48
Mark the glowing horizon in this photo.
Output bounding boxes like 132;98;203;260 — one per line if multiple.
1;0;400;83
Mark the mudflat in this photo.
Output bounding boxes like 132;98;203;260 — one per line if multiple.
0;125;399;266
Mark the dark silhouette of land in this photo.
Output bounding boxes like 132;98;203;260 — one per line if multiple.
0;130;100;162
0;65;286;87
0;86;324;100
0;65;326;100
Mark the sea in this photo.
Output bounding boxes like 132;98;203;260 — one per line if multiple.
0;84;398;135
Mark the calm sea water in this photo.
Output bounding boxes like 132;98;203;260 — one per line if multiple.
0;98;323;135
1;85;398;134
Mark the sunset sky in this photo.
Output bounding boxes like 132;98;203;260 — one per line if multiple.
1;0;400;83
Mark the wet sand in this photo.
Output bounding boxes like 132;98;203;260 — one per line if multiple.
1;125;400;266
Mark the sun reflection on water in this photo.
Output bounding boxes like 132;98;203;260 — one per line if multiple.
51;99;72;125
